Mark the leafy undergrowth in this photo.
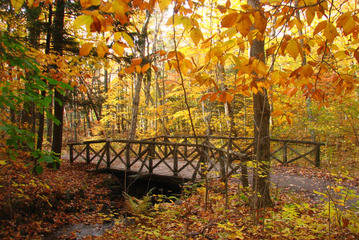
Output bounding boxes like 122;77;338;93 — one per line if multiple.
95;179;359;240
0;154;118;240
1;154;359;240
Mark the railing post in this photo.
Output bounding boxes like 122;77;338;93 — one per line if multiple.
149;143;154;173
106;141;111;168
86;143;90;164
315;144;321;167
69;144;74;163
283;142;288;166
126;142;130;170
173;145;178;176
164;136;169;156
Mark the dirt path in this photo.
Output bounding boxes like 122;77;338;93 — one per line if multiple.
269;166;359;210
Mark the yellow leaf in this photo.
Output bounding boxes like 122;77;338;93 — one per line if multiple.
73;15;93;31
324;22;338;42
0;160;6;165
158;0;171;11
221;12;239;28
11;0;24;13
333;50;348;60
79;42;93;56
112;0;129;17
122;32;134;47
97;42;108;58
80;0;100;9
27;0;34;8
190;28;203;45
114;32;122;41
112;42;124;56
141;63;150;73
286;39;299;60
313;21;327;36
343;16;355;36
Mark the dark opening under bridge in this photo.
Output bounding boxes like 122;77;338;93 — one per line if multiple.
68;136;324;182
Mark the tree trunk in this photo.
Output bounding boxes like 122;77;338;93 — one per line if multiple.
129;74;143;140
128;10;151;140
51;0;65;160
37;4;52;150
248;0;272;209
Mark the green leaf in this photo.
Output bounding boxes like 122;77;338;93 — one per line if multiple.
34;165;43;174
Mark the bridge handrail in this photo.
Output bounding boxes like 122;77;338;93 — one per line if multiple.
68;135;323;168
151;135;324;146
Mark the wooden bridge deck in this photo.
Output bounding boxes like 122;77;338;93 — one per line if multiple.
68;136;324;181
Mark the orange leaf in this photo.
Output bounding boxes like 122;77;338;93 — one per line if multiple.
210;92;218;102
287;87;297;97
313;21;327;36
80;0;100;9
354;48;359;64
132;57;142;65
125;66;135;74
221;12;239;28
79;42;93;56
167;51;184;60
141;63;150;73
200;93;211;102
135;65;141;73
157;50;167;56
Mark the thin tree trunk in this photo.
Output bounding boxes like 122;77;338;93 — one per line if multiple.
51;0;65;161
129;74;143;140
248;0;272;209
37;4;52;150
128;10;151;140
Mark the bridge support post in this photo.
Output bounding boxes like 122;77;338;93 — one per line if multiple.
149;143;154;173
315;144;320;167
283;142;288;166
86;143;90;164
69;144;73;163
106;141;111;168
173;145;178;176
126;143;130;170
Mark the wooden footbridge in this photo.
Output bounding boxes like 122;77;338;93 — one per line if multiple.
68;136;324;182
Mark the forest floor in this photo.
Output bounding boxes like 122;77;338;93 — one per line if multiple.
1;155;358;239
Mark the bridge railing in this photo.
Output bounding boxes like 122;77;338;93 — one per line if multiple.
147;135;324;167
68;138;249;180
68;136;324;180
